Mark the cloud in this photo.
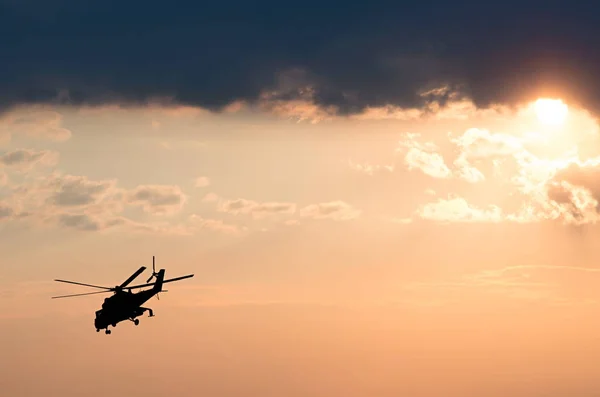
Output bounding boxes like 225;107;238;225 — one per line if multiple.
404;147;452;179
397;133;452;179
417;196;503;223
210;194;361;223
452;156;485;183
449;128;525;183
56;213;106;231
194;176;210;188
348;160;395;176
395;128;536;184
125;185;187;215
389;124;600;225
299;201;361;221
44;174;119;208
7;173;127;230
542;160;600;224
0;108;71;142
4;2;600;118
452;128;523;159
0;148;59;171
2;172;212;234
217;198;296;219
350;92;510;122
257;87;337;123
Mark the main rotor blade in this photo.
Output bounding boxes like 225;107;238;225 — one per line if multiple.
54;279;112;290
51;290;112;299
163;274;194;284
119;266;147;289
126;274;194;290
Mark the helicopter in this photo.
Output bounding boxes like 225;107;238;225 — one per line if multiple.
52;256;194;334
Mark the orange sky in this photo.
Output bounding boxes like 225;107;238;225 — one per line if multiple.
2;96;600;396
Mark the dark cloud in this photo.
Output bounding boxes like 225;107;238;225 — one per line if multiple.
57;213;100;231
2;1;600;115
125;185;186;215
0;149;44;166
0;148;58;169
46;175;116;207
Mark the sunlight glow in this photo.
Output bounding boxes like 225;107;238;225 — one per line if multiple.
534;98;568;126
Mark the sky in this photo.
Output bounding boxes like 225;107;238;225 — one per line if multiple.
3;1;600;396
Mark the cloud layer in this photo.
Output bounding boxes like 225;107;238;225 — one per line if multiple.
3;1;600;116
382;103;600;226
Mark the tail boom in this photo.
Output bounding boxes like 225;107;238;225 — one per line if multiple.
152;269;165;293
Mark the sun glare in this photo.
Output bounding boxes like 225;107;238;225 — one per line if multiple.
534;98;568;126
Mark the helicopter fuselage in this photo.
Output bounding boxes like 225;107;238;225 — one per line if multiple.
94;269;165;333
94;289;157;330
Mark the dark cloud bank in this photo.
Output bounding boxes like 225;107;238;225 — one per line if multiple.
2;0;600;115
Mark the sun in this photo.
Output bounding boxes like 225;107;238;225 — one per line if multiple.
533;98;568;126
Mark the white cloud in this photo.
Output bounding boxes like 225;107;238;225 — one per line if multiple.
453;155;485;183
404;147;452;179
397;133;452;179
348;160;395;175
417;196;503;223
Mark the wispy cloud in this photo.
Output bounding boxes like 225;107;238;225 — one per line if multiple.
347;160;395;176
299;201;361;221
218;198;297;219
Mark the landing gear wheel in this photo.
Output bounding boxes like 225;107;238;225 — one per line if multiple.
105;329;111;335
134;319;139;326
96;329;100;332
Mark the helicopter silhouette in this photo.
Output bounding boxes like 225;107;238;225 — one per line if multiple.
52;256;194;334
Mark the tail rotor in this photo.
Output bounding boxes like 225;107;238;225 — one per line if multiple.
146;256;167;300
146;256;159;283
